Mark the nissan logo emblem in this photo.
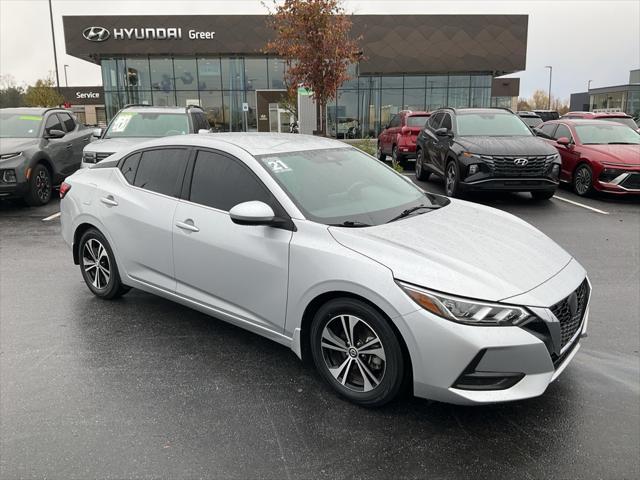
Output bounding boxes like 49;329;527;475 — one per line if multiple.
514;158;529;166
83;26;111;42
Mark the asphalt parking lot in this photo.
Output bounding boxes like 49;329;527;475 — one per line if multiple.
1;181;639;479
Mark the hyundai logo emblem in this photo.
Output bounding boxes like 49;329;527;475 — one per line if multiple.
83;26;111;42
514;158;529;166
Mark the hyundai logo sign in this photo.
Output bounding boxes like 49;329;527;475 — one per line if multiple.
513;158;529;166
82;26;111;42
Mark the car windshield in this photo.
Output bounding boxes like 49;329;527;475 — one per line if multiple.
597;117;638;129
256;147;448;226
457;112;533;136
104;112;189;138
575;124;640;145
407;115;429;127
520;116;543;127
0;112;43;138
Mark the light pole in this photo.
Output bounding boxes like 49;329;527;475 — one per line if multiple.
545;66;553;110
48;0;61;92
64;65;70;87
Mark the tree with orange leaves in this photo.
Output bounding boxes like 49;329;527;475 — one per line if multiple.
264;0;362;135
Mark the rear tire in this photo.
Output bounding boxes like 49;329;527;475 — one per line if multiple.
310;298;405;407
573;164;594;196
415;148;430;181
24;164;52;206
377;142;386;161
78;228;131;300
531;189;555;201
391;145;403;168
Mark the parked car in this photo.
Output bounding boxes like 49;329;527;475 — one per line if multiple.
415;108;561;200
561;111;639;132
536;119;640;196
533;110;560;122
517;111;543;128
81;104;210;167
60;133;590;407
377;110;431;164
0;107;93;205
330;117;360;139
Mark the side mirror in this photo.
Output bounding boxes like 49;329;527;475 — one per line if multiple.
198;128;212;134
435;127;451;137
92;128;103;138
45;129;66;139
229;201;276;226
556;136;571;147
384;124;389;130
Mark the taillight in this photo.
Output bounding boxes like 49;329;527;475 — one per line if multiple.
59;182;71;199
401;126;410;136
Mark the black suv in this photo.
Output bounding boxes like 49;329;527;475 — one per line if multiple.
0;107;94;205
415;108;561;200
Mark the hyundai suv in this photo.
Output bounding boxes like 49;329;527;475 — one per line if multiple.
81;104;210;167
0;107;93;205
415;108;561;200
377;110;431;165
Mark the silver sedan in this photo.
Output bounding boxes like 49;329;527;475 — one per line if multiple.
60;133;590;406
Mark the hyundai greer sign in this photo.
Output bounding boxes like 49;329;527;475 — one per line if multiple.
82;26;216;42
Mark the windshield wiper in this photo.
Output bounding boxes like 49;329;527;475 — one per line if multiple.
386;204;440;223
328;220;372;228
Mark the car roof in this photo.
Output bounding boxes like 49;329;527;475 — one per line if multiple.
565;111;631;118
119;105;199;114
546;118;624;126
455;108;512;115
0;107;59;114
127;132;349;156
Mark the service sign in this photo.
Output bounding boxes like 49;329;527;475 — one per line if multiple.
60;86;105;105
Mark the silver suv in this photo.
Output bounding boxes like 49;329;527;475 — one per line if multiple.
81;104;210;167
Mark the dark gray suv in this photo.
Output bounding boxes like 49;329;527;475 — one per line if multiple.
0;107;94;205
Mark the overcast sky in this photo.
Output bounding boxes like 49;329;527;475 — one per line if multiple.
1;0;638;100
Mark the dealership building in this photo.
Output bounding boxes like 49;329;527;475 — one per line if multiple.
63;15;526;137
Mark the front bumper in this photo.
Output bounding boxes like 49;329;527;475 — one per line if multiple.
0;161;29;199
461;177;559;192
595;170;640;195
402;265;589;405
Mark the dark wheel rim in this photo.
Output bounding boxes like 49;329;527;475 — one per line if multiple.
320;314;386;392
83;238;111;290
377;144;383;159
35;169;51;203
446;163;456;195
416;151;422;176
575;167;591;195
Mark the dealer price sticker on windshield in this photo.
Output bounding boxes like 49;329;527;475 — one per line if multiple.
262;157;292;173
110;112;136;133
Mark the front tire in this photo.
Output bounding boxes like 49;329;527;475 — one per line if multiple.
24;163;52;206
310;298;405;407
79;228;130;300
415;148;430;181
445;160;462;197
531;189;555;201
573;164;594;196
391;145;404;168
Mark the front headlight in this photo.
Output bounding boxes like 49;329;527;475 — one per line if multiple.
82;151;97;163
0;152;22;160
462;152;493;161
397;281;533;326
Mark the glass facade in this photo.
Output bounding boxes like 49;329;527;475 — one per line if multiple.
102;56;495;137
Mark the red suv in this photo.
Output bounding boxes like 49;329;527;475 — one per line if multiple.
536;119;640;196
562;111;639;132
377;111;430;164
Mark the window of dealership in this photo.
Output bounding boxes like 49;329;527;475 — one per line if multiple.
101;55;494;137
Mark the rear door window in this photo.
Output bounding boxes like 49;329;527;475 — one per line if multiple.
133;148;189;197
120;152;141;184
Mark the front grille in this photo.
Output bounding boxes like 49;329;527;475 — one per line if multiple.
488;156;550;177
620;173;640;190
550;279;590;348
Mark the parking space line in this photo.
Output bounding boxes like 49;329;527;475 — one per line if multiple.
553;195;609;215
42;212;61;222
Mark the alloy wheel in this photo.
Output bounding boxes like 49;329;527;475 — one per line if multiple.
320;314;386;392
416;151;423;177
446;163;456;196
35;169;51;203
83;238;111;290
574;166;592;195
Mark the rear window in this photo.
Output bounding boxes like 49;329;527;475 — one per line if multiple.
520;116;543;127
406;115;429;127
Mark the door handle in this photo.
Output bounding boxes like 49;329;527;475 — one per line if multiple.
65;143;73;150
100;195;118;207
176;220;200;233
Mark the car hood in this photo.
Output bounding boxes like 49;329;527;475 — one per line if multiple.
578;144;640;166
329;199;572;302
455;136;557;156
84;137;150;154
0;137;39;155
